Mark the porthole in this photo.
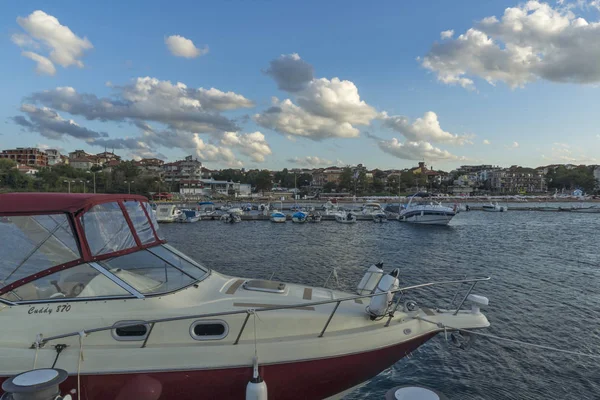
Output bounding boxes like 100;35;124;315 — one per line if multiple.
111;321;150;341
189;320;229;341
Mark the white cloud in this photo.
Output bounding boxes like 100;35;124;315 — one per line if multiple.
541;142;597;163
13;104;106;140
193;135;242;167
14;10;93;74
16;77;261;167
382;111;472;145
11;33;39;48
483;139;491;145
256;54;378;140
264;53;314;92
377;138;466;161
296;78;378;125
28;77;253;134
287;156;335;167
220;131;272;162
165;35;208;58
422;1;600;89
21;52;56;75
255;98;360;140
440;30;454;39
507;141;520;149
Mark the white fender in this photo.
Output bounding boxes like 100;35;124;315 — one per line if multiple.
356;264;384;295
246;380;268;400
368;269;400;317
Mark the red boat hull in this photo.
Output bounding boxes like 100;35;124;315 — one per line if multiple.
1;333;436;400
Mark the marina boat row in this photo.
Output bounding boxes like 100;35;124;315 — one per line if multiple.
0;193;490;400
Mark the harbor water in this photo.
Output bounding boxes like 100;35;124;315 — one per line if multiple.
161;209;600;400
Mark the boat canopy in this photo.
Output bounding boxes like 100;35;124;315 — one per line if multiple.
0;193;164;296
198;201;214;206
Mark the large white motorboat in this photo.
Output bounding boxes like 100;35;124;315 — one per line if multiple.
335;211;357;224
197;201;217;217
360;202;384;216
398;193;456;225
322;200;340;215
155;204;183;223
177;209;201;223
482;202;508;212
0;193;490;400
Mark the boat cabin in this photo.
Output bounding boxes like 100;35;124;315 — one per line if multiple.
0;193;209;304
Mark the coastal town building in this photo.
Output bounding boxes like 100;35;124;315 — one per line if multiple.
45;149;62;166
135;158;165;177
0;147;48;167
489;167;547;193
163;155;202;183
179;179;251;197
70;158;96;170
312;167;343;187
15;165;39;175
96;151;121;165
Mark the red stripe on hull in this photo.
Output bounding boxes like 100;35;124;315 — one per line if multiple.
1;333;436;400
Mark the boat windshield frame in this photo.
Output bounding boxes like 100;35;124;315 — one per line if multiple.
0;194;208;303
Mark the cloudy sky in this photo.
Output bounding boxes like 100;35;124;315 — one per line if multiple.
2;0;600;170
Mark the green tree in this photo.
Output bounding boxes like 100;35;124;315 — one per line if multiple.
337;167;353;192
323;182;337;193
254;170;272;193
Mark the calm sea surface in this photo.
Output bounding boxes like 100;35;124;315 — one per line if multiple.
160;208;600;400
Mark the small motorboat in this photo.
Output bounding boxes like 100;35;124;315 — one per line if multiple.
372;212;387;223
360;203;384;216
155;204;183;223
220;213;241;223
197;201;217;217
482;202;507;212
292;211;308;223
335;212;357;224
322;200;339;215
307;213;322;223
177;209;201;223
270;211;287;223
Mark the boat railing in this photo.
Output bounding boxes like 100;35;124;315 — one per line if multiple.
33;276;490;349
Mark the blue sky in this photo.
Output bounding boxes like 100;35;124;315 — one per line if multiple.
1;0;600;171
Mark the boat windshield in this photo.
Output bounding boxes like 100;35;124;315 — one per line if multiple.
98;245;208;295
0;244;208;303
0;214;80;288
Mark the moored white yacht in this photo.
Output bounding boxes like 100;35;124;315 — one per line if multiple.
398;193;456;225
322;200;339;215
177;209;201;223
335;211;357;224
360;202;384;216
155;204;183;223
482;202;507;212
197;201;217;217
0;193;490;400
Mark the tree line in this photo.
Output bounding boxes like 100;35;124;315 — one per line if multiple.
1;160;597;196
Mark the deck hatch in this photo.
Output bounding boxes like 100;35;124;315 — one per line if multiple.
243;279;286;293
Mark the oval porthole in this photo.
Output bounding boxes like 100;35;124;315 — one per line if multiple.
111;321;150;341
190;320;229;341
